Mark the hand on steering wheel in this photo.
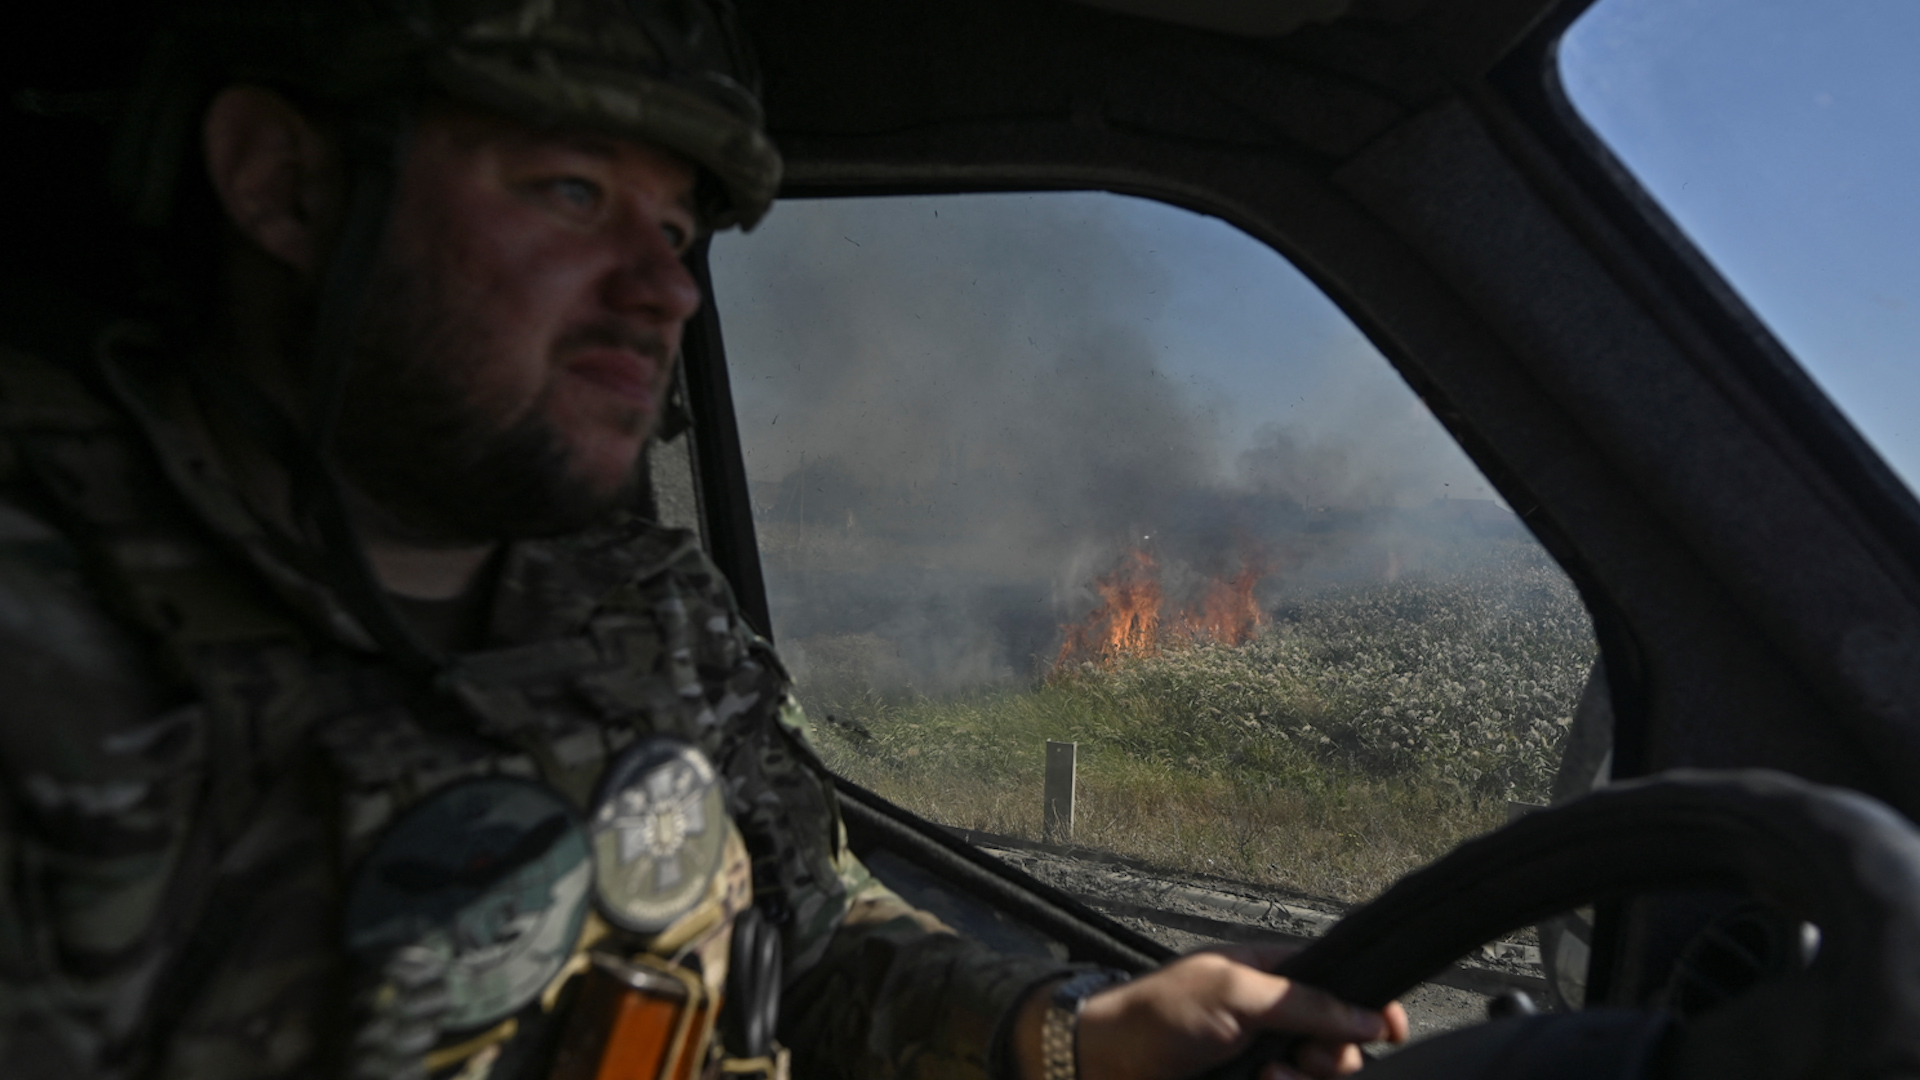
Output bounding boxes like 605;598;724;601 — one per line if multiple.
1200;770;1920;1079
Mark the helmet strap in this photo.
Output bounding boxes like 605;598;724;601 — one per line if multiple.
306;105;409;457
185;352;446;678
297;106;452;675
194;103;448;678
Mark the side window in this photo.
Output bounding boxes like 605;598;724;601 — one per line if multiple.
709;192;1596;918
1559;0;1920;496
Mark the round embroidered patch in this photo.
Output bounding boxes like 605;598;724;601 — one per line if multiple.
344;777;592;1030
590;737;729;933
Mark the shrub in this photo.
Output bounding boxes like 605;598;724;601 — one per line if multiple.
802;543;1595;901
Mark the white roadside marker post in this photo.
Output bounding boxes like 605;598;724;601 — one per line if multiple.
1045;740;1077;843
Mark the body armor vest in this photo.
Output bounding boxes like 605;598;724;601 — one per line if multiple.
0;333;837;1079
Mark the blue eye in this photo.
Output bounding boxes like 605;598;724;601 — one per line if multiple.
551;177;601;209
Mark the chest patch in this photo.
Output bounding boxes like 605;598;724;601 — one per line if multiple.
590;737;729;933
344;777;593;1030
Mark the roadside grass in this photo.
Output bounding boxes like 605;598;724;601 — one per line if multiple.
802;544;1596;904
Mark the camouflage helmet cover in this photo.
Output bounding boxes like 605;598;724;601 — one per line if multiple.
151;0;781;229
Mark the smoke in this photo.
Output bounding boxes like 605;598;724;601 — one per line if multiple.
709;193;1510;696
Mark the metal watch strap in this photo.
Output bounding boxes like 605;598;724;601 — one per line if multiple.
1041;970;1131;1080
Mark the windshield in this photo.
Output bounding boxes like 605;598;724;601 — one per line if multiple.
711;191;1595;893
709;190;1598;1030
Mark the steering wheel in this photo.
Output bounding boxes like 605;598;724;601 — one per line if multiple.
1222;770;1920;1078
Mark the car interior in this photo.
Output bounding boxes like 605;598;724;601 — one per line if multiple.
8;0;1920;1073
635;0;1920;1073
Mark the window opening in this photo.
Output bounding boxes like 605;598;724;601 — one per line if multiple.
709;194;1596;1013
1560;0;1920;497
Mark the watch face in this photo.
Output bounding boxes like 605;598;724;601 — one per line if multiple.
589;737;729;933
344;777;592;1030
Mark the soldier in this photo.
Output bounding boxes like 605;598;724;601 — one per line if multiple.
0;2;1406;1079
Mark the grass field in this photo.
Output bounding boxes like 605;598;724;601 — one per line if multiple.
800;543;1596;903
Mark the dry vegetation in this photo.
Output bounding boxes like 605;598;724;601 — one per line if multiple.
800;544;1596;904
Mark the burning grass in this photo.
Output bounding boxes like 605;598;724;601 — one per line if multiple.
1055;548;1270;667
800;543;1595;903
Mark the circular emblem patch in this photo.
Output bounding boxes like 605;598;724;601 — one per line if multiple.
590;738;729;933
345;777;592;1030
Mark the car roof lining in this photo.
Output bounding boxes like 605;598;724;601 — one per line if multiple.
1063;0;1354;37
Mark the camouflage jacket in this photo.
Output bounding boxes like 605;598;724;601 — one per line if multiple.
0;325;1071;1079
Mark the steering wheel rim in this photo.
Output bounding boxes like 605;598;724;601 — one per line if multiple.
1253;770;1920;1077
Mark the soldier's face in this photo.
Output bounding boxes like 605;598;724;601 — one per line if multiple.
336;106;704;541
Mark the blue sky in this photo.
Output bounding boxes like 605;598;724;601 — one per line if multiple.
1561;0;1920;492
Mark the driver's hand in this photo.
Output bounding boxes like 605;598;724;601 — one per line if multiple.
1024;944;1409;1080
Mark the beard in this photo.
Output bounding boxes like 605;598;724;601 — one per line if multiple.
332;258;650;546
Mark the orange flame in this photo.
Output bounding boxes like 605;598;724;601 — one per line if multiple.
1176;560;1268;648
1056;550;1163;666
1056;548;1269;669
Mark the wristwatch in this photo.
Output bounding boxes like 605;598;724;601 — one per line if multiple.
1040;969;1131;1080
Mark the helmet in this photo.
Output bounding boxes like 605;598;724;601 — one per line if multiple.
94;0;783;674
116;0;781;231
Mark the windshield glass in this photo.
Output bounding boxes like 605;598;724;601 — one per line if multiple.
710;191;1596;905
709;190;1603;1027
1559;0;1920;494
